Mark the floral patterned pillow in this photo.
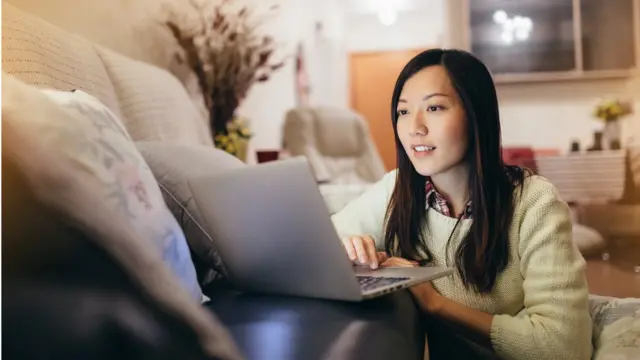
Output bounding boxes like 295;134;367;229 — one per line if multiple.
590;295;640;360
39;87;205;301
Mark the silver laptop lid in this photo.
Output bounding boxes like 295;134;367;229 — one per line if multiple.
187;157;363;300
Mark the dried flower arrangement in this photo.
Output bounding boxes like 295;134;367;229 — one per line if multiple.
166;0;285;156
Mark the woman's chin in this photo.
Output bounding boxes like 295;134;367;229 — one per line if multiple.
410;162;440;177
411;158;469;179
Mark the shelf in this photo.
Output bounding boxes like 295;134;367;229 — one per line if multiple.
492;68;637;85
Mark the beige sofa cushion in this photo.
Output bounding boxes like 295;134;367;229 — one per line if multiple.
3;0;208;120
1;3;122;119
96;46;212;146
2;73;243;359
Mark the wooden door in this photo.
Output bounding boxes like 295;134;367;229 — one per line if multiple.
350;49;425;171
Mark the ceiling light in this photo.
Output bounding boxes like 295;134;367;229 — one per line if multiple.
378;9;397;26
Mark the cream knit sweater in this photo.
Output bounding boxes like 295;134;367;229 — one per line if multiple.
331;171;593;360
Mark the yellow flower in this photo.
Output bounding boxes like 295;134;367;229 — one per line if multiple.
594;99;630;122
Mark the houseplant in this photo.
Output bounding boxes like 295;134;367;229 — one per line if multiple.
166;0;285;160
593;99;632;150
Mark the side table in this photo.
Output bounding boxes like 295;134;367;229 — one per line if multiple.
536;150;639;272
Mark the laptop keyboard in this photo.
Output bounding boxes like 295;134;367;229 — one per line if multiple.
357;276;410;291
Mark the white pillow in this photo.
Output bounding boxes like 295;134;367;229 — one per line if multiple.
590;295;640;360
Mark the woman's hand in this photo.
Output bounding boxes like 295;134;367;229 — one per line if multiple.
340;235;419;270
341;235;387;269
380;257;419;267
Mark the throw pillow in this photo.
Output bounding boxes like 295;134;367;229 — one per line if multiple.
39;87;204;302
2;73;243;359
135;141;246;288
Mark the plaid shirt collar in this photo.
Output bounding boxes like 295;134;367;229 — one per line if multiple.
425;178;473;219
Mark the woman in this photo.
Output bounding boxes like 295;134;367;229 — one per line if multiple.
331;49;592;360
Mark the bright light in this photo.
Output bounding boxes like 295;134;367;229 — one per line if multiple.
493;10;508;24
377;9;397;26
501;31;514;44
515;28;530;41
494;11;533;45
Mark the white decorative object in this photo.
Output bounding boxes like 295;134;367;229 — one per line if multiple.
604;120;622;149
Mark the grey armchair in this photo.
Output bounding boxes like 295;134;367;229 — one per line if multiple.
282;106;386;185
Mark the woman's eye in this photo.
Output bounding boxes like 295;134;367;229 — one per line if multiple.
397;109;409;116
427;105;444;112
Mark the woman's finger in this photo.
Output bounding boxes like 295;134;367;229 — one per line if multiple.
341;237;357;262
362;236;379;269
351;237;369;265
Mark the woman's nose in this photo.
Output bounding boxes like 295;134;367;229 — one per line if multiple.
409;110;427;136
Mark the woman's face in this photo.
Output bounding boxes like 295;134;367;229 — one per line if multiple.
395;65;468;177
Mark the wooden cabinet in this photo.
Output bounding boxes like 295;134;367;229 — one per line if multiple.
464;0;639;83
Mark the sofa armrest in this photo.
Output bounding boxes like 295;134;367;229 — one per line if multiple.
3;279;209;360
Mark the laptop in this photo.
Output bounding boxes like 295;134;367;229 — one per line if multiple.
187;156;454;301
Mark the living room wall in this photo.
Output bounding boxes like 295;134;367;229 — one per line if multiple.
345;4;445;53
235;0;349;154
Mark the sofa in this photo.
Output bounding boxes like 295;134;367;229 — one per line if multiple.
1;4;425;360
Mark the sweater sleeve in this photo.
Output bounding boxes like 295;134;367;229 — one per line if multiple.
490;177;593;360
330;170;397;251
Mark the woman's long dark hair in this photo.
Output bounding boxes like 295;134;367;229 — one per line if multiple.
384;49;527;294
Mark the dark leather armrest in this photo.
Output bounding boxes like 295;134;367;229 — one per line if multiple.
3;279;210;360
205;288;425;360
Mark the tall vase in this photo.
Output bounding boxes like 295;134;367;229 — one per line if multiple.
210;104;235;135
234;137;249;162
603;119;621;150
